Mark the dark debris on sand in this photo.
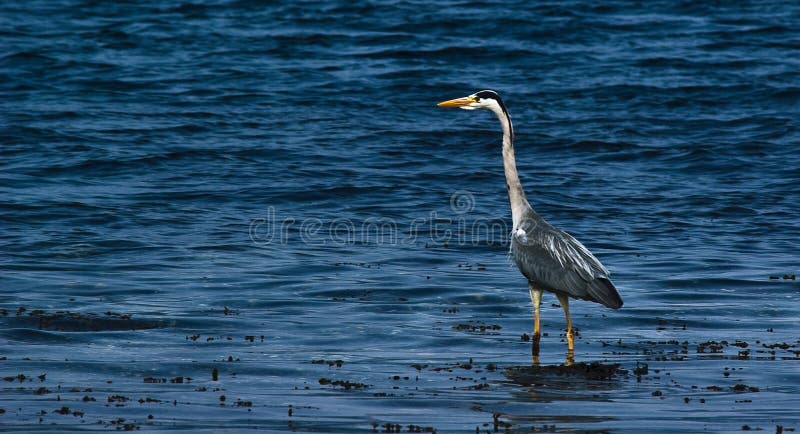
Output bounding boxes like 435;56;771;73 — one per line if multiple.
505;362;623;385
5;308;163;332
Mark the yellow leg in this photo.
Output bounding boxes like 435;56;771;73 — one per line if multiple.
556;293;574;354
529;284;543;361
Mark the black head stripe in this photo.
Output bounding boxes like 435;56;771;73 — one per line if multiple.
475;90;501;101
474;89;512;141
474;90;506;112
475;89;510;121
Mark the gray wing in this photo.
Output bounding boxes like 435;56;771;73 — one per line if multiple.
511;213;623;309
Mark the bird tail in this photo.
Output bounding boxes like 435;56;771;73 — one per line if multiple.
587;277;623;309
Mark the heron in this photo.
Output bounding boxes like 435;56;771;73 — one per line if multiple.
437;90;623;358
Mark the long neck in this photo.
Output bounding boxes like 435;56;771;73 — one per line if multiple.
492;106;530;228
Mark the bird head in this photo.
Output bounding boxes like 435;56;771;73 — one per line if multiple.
437;89;505;112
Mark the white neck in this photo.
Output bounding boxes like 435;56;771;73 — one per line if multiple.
487;101;530;228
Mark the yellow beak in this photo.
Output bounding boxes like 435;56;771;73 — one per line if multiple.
437;96;475;108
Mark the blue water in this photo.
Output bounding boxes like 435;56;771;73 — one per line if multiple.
2;1;799;432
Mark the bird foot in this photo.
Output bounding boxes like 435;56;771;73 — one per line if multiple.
531;332;541;357
565;351;574;367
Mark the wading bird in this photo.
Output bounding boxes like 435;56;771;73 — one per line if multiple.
438;90;623;359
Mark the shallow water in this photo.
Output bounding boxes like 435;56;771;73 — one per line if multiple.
1;1;799;432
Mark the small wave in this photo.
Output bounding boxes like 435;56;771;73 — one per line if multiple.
353;45;537;60
0;51;58;64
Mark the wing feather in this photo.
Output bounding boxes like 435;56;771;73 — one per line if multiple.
511;214;622;308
